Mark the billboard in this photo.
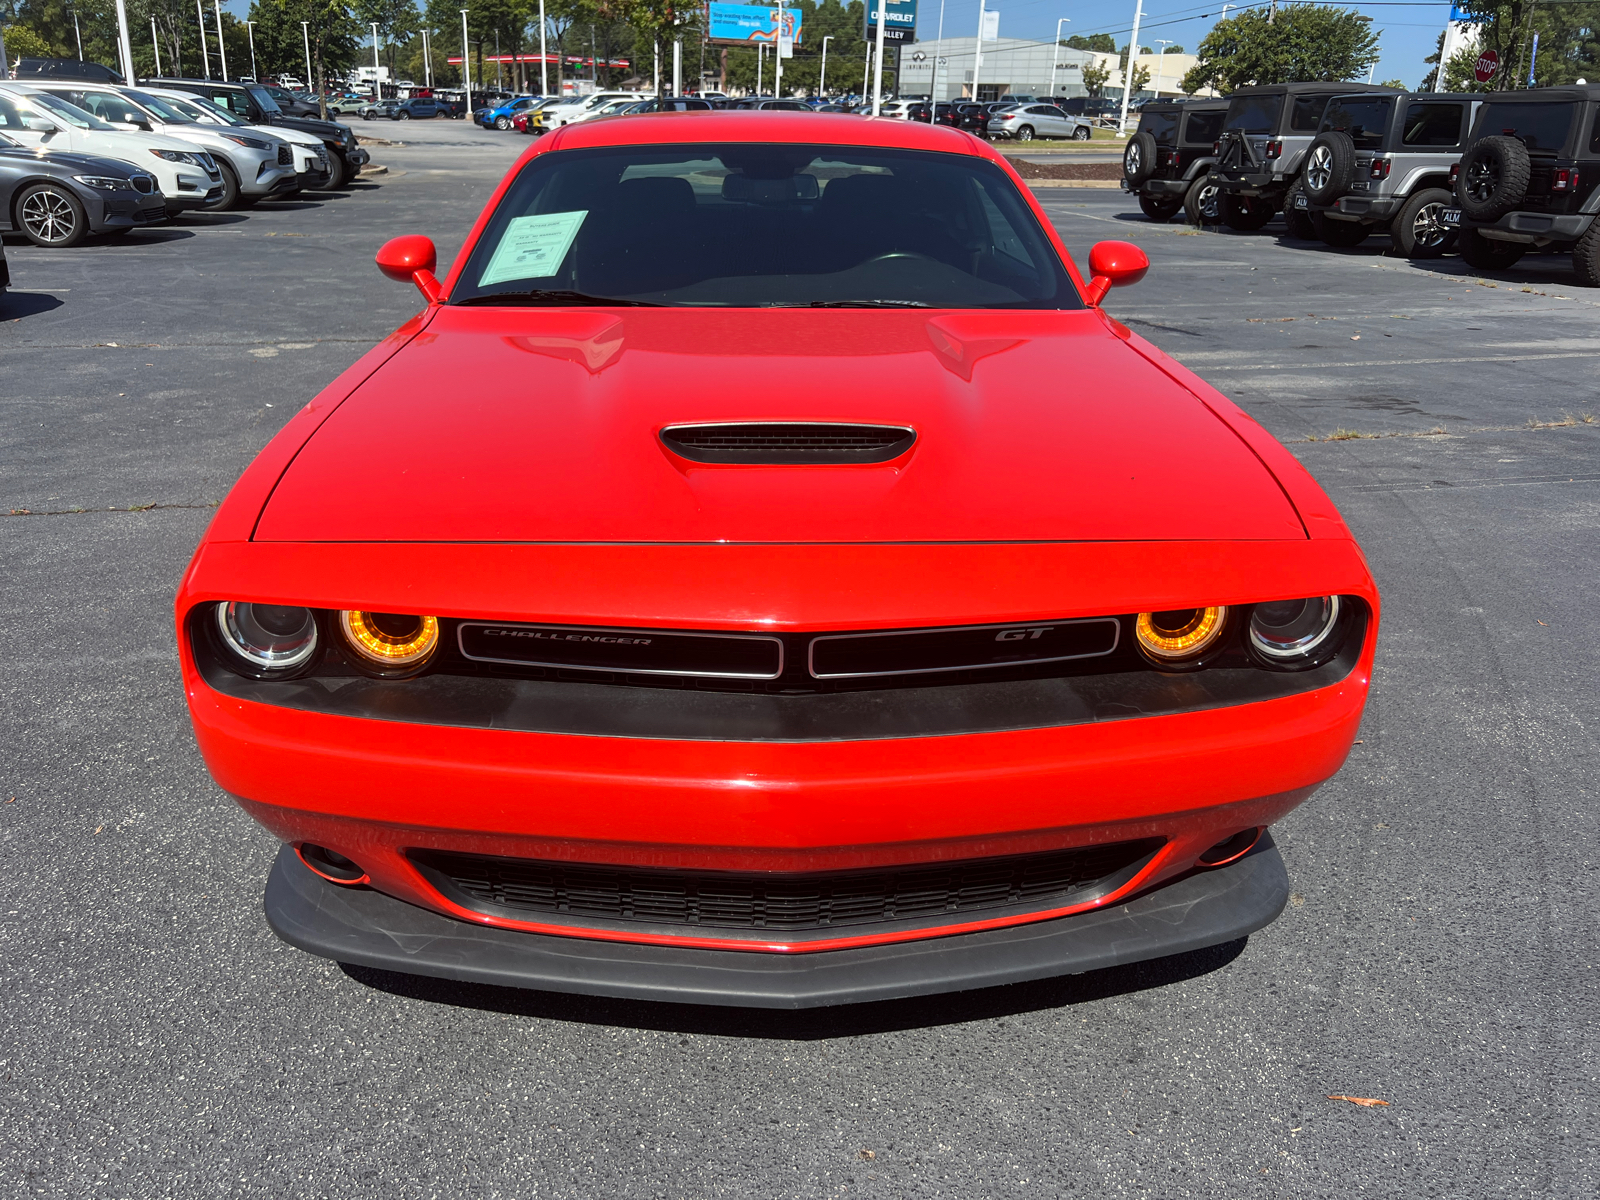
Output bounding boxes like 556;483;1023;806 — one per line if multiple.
707;3;804;46
864;0;918;44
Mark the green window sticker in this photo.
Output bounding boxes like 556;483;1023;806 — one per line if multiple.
477;210;588;287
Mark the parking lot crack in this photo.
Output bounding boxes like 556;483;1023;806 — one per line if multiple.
6;503;219;517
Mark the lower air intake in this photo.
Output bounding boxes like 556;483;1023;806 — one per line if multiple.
660;422;916;465
411;839;1163;940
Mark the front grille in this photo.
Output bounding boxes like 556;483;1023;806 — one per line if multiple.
130;174;155;194
411;840;1163;937
277;144;293;166
660;422;916;465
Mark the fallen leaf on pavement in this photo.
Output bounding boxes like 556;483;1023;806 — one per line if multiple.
1328;1095;1389;1107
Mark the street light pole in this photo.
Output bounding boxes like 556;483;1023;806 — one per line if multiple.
214;0;228;81
928;0;945;103
538;0;547;95
198;0;211;79
674;36;682;96
113;0;135;83
372;22;381;95
74;12;84;59
971;0;985;103
422;28;431;89
460;9;471;109
774;0;783;99
1152;38;1171;99
151;17;161;75
1117;0;1143;134
757;41;764;95
820;35;832;97
301;21;313;94
247;21;257;81
871;0;887;113
1048;17;1070;99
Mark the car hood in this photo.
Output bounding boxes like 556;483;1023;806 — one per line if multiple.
0;146;139;175
254;307;1306;544
269;114;351;142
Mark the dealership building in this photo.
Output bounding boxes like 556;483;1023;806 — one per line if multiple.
895;37;1207;102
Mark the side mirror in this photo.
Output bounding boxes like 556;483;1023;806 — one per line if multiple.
376;235;443;304
1084;240;1150;306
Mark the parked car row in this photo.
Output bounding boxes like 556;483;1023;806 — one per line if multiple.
0;77;370;249
1124;82;1600;285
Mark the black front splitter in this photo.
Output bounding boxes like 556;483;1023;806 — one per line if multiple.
264;836;1288;1010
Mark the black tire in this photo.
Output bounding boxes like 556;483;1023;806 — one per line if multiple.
1391;187;1457;259
1281;180;1317;240
1458;226;1527;270
1014;125;1035;142
1138;193;1182;222
15;183;89;247
495;115;512;130
204;159;242;212
1303;131;1356;203
1222;192;1274;232
1314;214;1370;247
1072;125;1091;141
396;110;411;120
1573;220;1600;287
1184;176;1223;225
1458;136;1531;221
322;151;348;190
1123;132;1158;186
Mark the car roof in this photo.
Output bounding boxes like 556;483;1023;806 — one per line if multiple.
1227;82;1403;97
542;111;986;155
1472;85;1600;103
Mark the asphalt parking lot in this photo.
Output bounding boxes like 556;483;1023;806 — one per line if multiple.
2;123;1596;1198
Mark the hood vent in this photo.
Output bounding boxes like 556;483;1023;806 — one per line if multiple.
660;422;916;465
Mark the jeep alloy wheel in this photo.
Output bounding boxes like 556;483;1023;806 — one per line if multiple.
1305;144;1334;194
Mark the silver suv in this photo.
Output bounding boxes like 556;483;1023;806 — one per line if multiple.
1210;82;1404;233
1295;92;1481;257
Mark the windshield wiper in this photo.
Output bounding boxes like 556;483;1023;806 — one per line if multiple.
766;299;934;309
455;289;664;307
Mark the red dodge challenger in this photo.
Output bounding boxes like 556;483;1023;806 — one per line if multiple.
177;113;1378;1008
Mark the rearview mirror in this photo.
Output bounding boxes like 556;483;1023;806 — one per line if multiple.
376;235;443;304
1084;240;1150;306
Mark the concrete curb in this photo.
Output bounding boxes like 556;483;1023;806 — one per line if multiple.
1025;179;1122;189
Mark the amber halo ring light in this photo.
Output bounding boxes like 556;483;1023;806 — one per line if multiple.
1134;606;1229;665
338;610;441;673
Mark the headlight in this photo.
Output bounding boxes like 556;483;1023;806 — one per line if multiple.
223;134;271;149
1135;606;1228;664
1247;596;1341;663
339;610;440;673
73;175;131;191
148;148;195;163
215;602;319;672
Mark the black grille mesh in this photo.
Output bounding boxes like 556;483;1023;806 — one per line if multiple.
660;423;916;465
277;145;294;166
131;175;154;194
412;840;1162;935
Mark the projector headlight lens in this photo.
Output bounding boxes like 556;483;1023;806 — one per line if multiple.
338;610;440;671
1248;596;1341;663
1135;606;1228;664
215;602;319;671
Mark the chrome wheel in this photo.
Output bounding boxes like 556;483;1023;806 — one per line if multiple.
1305;145;1333;193
1125;142;1141;174
1073;126;1091;140
20;187;80;246
1411;201;1451;250
1196;183;1221;221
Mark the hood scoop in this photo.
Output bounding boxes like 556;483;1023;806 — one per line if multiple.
660;422;916;465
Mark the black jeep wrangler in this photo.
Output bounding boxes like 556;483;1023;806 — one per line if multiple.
1450;86;1600;285
1121;98;1229;222
1210;81;1403;234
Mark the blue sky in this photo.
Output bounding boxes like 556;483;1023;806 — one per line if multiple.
218;0;1452;90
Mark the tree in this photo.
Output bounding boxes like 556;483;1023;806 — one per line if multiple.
1163;44;1183;54
1421;28;1496;91
1130;61;1150;93
353;0;419;84
247;0;361;104
1065;33;1114;53
1441;2;1600;90
1181;6;1380;94
1082;60;1109;96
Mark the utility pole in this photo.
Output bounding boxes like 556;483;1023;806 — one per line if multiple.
1117;0;1143;134
198;0;211;79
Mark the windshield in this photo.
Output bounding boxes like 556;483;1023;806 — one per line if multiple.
29;92;115;130
54;88;154;126
1478;102;1573;154
247;85;282;114
166;93;246;125
451;143;1080;310
1225;94;1282;134
126;90;197;123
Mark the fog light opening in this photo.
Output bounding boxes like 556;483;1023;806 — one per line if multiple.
296;843;370;885
1197;827;1262;868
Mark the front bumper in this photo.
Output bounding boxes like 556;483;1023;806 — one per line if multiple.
265;833;1289;1008
1462;209;1594;243
345;145;371;168
165;185;223;214
244;161;299;197
91;193;168;231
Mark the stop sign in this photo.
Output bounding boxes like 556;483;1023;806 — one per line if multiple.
1475;49;1500;84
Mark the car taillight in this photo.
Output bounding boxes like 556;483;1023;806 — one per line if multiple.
1450;162;1460;182
1001;113;1015;120
1552;167;1578;192
1370;158;1391;180
1212;139;1221;155
1264;140;1283;159
1160;148;1179;168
